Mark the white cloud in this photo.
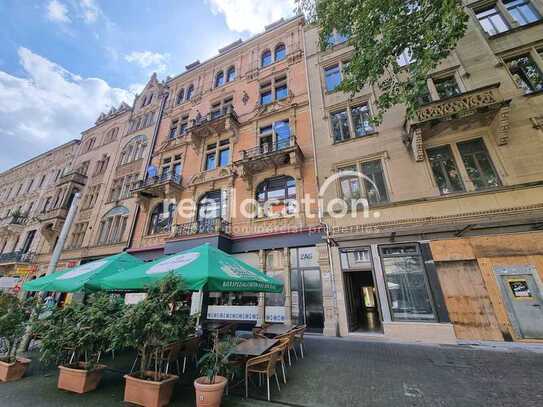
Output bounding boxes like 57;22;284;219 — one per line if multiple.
47;0;70;23
79;0;101;23
0;47;134;172
124;51;170;73
206;0;295;34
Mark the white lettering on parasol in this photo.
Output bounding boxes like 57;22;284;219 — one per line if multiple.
57;260;109;280
220;261;268;282
145;252;200;275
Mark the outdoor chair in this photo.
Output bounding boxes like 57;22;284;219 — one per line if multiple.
276;331;297;366
293;325;306;358
271;338;289;384
179;335;201;374
245;348;282;401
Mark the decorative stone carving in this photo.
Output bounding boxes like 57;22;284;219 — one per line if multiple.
492;104;511;146
411;128;424;162
531;116;543;130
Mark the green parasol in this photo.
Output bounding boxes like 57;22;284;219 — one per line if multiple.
86;243;283;293
23;252;143;293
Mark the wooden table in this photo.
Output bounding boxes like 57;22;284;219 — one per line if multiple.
263;324;295;337
231;338;279;357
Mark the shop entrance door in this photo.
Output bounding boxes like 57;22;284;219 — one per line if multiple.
291;268;324;332
344;271;382;333
495;266;543;339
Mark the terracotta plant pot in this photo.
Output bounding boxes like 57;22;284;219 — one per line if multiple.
57;363;106;394
124;371;178;407
0;357;31;382
194;376;228;407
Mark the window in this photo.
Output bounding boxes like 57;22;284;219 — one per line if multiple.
427;145;465;194
169;119;179;139
120;135;147;165
259;75;287;105
179;115;189;135
148;203;176;235
70;223;88;249
205;140;230;170
434;76;461;98
338;160;388;205
176;88;185;104
275;81;288;101
324;65;341;92
504;0;540;25
274;43;286;61
226;66;236;82
160;155;183;181
396;48;415;67
82;185;101;209
457;138;501;190
205;144;216;171
476;6;509;35
78;161;90;176
380;244;437;322
186;84;194;100
261;49;272;67
219;146;230;167
97;206;129;245
94;154;110;175
326;30;349;46
26;179;34;193
83;137;96;153
260;88;272;105
259;120;291;152
197;190;222;223
39;175;46;188
215;71;224;87
105;127;119;144
256;176;296;217
351;103;374;137
505;54;543;94
331;110;350;142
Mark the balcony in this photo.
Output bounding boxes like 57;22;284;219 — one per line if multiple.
39;207;68;222
172;218;231;239
0;251;34;265
0;215;29;237
236;137;304;181
405;83;511;161
187;106;240;150
131;172;183;201
56;171;88;187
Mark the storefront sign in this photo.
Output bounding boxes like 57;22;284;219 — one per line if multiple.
0;277;19;289
207;305;286;322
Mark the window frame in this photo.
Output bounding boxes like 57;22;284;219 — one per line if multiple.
329;100;376;143
336;158;390;206
255;176;297;218
203;139;231;171
261;49;272;68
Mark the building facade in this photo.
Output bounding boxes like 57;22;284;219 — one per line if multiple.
0;140;80;290
305;0;543;342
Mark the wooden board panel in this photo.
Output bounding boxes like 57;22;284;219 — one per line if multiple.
436;260;504;341
478;255;543;342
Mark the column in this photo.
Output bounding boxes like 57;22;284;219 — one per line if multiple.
283;247;292;325
317;242;338;336
256;249;266;327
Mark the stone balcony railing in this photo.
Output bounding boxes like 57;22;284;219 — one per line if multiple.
0;215;28;228
186;106;240;150
56;171;88;187
172;218;231;239
131;172;183;201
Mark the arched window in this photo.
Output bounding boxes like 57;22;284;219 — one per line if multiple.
148;202;176;235
197;190;222;222
256;176;296;218
97;206;129;245
186;84;194;100
215;71;224;88
105;127;119;144
141;96;147;107
176;88;185;105
120;135;147;165
226;66;236;82
261;49;272;67
274;43;286;61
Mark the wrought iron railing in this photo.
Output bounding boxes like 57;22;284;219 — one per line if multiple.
190;105;239;129
240;137;297;160
131;172;182;191
173;218;231;238
0;251;34;264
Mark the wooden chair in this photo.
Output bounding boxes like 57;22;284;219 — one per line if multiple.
293;325;306;358
271;338;289;384
179;336;201;374
245;348;282;401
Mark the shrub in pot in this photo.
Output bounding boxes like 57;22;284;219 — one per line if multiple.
34;293;123;393
195;334;236;407
0;292;31;382
110;275;193;407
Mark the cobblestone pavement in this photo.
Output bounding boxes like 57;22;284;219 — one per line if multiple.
1;336;542;407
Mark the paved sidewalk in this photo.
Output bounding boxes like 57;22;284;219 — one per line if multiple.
1;336;542;406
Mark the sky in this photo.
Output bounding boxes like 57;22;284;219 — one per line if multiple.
0;0;295;173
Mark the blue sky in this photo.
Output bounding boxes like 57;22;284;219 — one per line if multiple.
0;0;294;172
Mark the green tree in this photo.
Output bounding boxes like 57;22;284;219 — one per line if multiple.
297;0;468;121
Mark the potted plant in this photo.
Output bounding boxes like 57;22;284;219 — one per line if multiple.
34;293;123;394
110;275;193;407
0;292;31;382
194;335;236;407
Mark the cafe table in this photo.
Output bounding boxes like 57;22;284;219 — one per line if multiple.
231;337;279;357
262;324;295;337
